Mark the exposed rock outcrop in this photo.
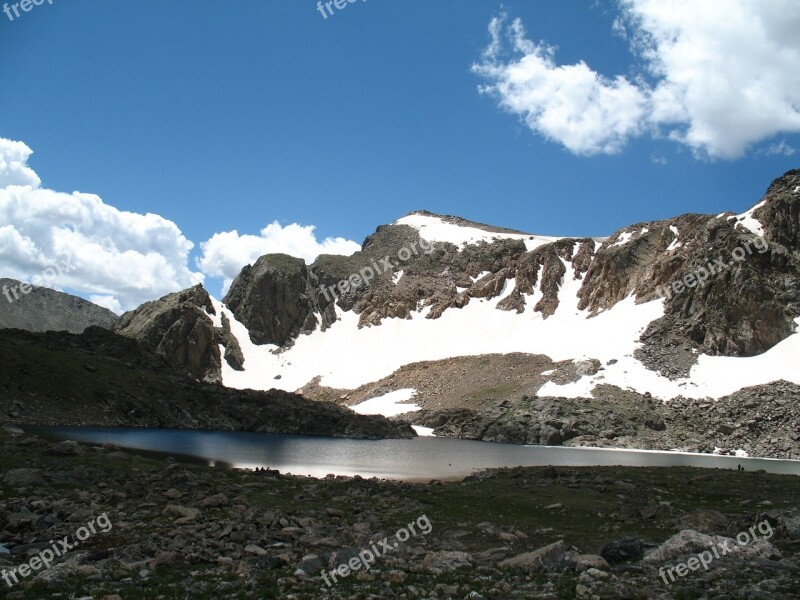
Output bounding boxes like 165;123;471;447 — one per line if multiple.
216;312;245;371
755;168;800;251
415;389;666;447
113;285;222;383
224;254;315;347
413;381;800;459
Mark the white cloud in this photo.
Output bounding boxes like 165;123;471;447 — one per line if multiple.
0;138;204;312
474;2;800;159
198;222;360;293
0;139;40;188
759;140;797;157
611;16;628;40
625;0;800;158
472;16;648;156
89;294;124;314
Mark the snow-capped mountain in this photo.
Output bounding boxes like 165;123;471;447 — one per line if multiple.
115;169;800;411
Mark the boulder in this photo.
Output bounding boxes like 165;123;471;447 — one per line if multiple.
600;537;646;563
498;540;575;572
644;529;782;563
423;550;473;573
2;468;46;487
675;510;729;534
50;440;83;456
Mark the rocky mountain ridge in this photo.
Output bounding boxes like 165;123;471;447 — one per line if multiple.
112;170;799;393
0;278;117;334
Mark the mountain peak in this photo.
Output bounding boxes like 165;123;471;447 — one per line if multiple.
765;168;800;197
394;211;562;251
396;210;533;236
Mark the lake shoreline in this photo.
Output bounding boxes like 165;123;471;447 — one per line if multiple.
17;425;800;482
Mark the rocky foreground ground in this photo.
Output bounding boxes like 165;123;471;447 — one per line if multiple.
1;427;800;599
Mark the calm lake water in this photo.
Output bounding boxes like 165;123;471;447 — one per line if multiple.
22;426;800;481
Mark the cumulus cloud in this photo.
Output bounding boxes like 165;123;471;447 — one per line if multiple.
473;16;648;156
760;141;797;157
0;138;204;312
198;223;361;293
88;294;124;314
0;139;40;188
474;1;800;159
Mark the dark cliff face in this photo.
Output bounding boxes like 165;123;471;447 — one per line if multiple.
113;284;223;383
223;254;315;347
756;169;800;251
129;170;799;385
579;211;797;364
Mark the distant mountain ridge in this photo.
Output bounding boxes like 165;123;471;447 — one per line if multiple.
0;278;117;334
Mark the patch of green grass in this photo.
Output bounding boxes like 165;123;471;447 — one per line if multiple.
462;381;525;403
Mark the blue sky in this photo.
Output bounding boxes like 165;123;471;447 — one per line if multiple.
1;0;799;310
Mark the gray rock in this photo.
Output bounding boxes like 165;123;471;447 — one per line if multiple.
296;554;324;576
675;510;729;534
50;440;83;456
644;529;782;563
600;537;646;564
224;254;315;347
422;550;473;573
2;468;46;487
498;540;574;573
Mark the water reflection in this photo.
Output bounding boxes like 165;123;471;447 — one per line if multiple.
22;426;800;481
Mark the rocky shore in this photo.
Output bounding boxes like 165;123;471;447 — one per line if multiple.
412;381;800;460
1;427;799;599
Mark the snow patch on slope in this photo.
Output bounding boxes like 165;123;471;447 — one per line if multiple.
539;318;800;400
611;231;634;247
411;425;436;437
350;388;420;417
396;213;560;252
611;227;652;248
211;252;800;402
731;201;766;236
667;226;681;251
212;259;661;392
